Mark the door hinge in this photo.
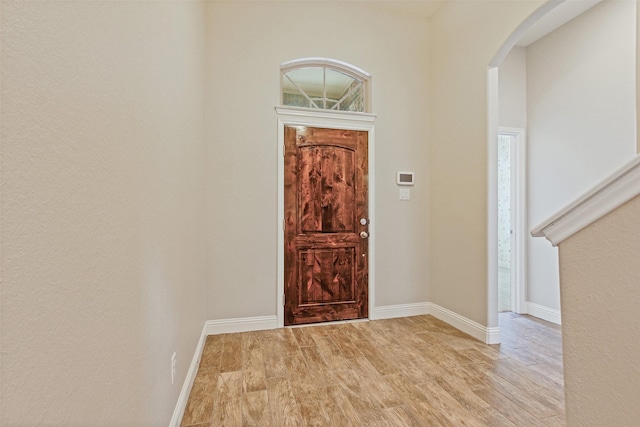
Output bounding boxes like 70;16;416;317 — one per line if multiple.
282;293;286;306
283;219;285;231
283;145;286;157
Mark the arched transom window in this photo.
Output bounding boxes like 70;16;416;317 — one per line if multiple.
281;58;371;113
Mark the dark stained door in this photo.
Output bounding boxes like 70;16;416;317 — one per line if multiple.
284;126;368;326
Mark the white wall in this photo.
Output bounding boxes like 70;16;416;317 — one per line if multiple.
205;1;430;320
527;0;637;312
499;46;527;130
1;2;207;425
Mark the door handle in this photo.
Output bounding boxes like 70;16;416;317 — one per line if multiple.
360;231;369;239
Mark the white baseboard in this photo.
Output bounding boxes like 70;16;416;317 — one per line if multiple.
427;303;501;344
371;302;430;320
205;315;278;335
526;302;562;325
169;322;208;427
373;302;501;344
484;326;502;345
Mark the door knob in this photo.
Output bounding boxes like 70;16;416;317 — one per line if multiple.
360;231;369;239
360;218;369;225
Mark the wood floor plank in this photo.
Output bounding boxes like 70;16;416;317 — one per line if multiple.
418;380;487;427
355;339;399;376
362;375;404;408
276;328;303;353
475;407;518;427
298;400;330;427
263;351;289;379
241;390;271;427
526;361;565;388
180;367;218;426
291;327;316;348
497;343;547;366
349;356;383;380
474;386;549;427
432;374;492;415
323;385;357;427
289;371;331;404
440;359;491;391
334;369;384;412
541;414;567;427
211;371;242;427
458;346;507;364
300;345;330;369
284;351;310;374
383;374;448;427
182;313;565;427
318;345;351;371
482;369;563;418
325;328;360;359
338;322;369;341
266;376;303;427
242;345;267;393
384;405;424;427
220;334;243;373
200;334;224;370
353;408;399;427
259;328;301;355
489;357;565;403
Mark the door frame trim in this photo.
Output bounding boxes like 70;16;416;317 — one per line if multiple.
275;106;377;328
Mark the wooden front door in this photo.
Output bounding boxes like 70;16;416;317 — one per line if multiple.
284;126;369;326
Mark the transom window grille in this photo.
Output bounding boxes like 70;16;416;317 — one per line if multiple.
281;58;371;113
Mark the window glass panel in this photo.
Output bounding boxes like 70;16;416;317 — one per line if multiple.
282;66;365;112
324;69;354;100
336;80;364;112
282;91;312;109
283;68;323;109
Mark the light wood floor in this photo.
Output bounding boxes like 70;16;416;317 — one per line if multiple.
181;313;564;427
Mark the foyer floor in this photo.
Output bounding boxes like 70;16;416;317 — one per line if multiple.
181;313;564;427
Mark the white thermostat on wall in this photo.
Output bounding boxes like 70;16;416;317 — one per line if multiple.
397;172;414;186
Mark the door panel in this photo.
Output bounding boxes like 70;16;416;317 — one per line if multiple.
284;126;368;326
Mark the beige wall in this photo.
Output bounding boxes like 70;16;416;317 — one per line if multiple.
429;1;543;325
1;1;207;425
559;194;640;426
205;1;431;319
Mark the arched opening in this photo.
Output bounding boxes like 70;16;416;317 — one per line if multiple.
487;0;637;333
